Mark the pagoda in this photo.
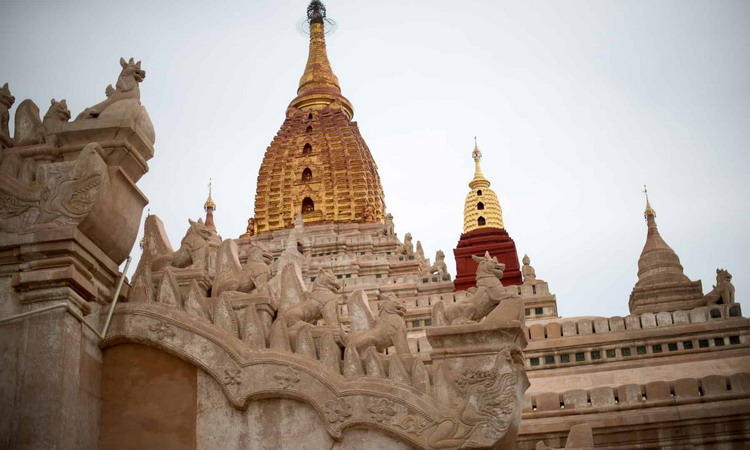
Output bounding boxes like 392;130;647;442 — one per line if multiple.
453;139;522;290
248;0;385;235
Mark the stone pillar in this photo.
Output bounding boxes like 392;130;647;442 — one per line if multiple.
0;83;152;448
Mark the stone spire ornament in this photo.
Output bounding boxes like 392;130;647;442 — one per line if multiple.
629;187;704;313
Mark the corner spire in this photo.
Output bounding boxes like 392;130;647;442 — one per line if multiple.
204;178;216;230
290;1;354;118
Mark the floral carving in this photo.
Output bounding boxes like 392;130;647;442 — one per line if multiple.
323;398;352;424
368;398;397;424
223;369;242;386
272;366;300;389
148;321;175;340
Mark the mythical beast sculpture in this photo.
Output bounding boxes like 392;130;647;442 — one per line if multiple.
704;268;735;305
346;292;410;355
0;82;15;149
76;57;155;144
13;98;70;147
278;267;342;330
0;142;108;233
151;218;220;272
433;251;519;325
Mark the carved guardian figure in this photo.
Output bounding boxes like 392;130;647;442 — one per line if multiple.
433;251;518;325
346;294;410;355
704;268;735;305
0;82;15;149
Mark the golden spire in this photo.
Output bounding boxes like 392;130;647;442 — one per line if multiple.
463;138;504;233
643;184;655;219
469;136;490;190
290;1;354;118
204;178;216;230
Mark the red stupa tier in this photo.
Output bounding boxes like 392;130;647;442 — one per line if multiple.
453;227;522;291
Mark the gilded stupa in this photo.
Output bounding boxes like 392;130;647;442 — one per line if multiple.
453;139;522;290
249;0;385;234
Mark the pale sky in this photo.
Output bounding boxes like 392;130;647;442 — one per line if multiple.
2;0;748;318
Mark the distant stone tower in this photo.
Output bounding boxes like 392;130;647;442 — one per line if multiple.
629;188;704;313
250;0;385;234
453;139;521;290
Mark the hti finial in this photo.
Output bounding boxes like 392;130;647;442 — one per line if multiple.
204;178;216;212
307;0;326;24
643;184;655;218
472;137;482;161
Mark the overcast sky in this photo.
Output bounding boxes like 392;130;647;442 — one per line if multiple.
3;0;748;318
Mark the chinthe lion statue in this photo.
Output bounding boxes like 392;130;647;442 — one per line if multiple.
280;268;342;329
347;294;410;355
704;268;735;305
433;251;518;325
151;218;220;271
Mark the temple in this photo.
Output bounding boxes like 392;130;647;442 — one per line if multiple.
1;2;748;449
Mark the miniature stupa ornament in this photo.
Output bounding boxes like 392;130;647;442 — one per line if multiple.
463;138;503;232
204;178;217;230
643;184;656;219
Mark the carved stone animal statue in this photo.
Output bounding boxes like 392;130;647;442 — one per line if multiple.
13;99;70;147
0;82;15;149
76;57;145;120
433;251;517;325
704;268;735;305
347;295;410;355
383;213;395;237
151;219;220;271
425;250;449;279
402;232;414;256
280;268;341;328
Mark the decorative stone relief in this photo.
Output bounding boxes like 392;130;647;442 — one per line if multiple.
148;321;175;340
0;142;108;233
223;369;242;386
323;398;352;424
272;366;301;389
368;398;397;424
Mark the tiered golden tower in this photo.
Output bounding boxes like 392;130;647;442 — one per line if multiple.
462;138;504;233
249;1;385;235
